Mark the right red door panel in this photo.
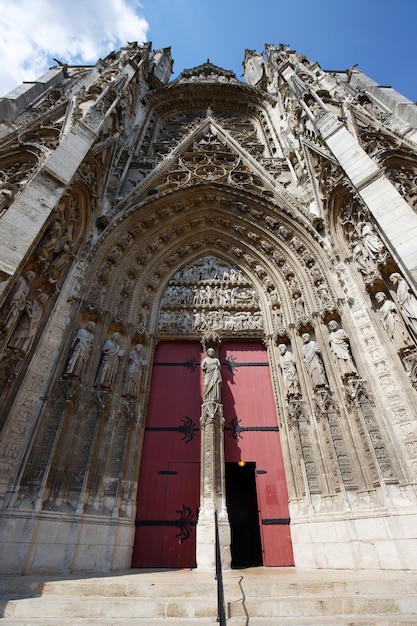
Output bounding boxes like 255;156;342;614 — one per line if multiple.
221;341;294;566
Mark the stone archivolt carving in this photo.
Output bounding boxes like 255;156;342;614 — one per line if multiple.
339;197;389;283
158;256;264;335
0;151;40;218
385;164;417;213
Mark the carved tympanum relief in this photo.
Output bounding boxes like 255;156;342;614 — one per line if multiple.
158;256;264;335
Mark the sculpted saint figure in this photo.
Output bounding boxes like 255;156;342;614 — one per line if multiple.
123;344;145;397
328;320;357;376
64;321;95;377
278;344;299;395
375;292;411;348
302;333;327;387
360;222;384;259
390;273;417;337
1;270;36;333
8;292;48;353
95;332;122;388
201;347;222;403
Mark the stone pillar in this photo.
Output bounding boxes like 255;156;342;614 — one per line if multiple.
197;399;231;570
197;337;231;571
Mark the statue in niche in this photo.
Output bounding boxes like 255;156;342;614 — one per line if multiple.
8;292;48;354
294;293;306;317
351;240;375;277
64;321;96;377
328;320;357;376
201;348;222;403
1;269;36;334
360;222;385;260
39;219;67;256
50;242;73;271
278;344;300;395
375;292;412;348
95;332;123;388
123;344;145;397
317;282;331;306
390;273;417;338
302;333;327;387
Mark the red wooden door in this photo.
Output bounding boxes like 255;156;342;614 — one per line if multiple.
221;341;294;566
132;342;201;568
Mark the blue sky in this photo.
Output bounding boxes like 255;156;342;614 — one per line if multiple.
0;0;416;102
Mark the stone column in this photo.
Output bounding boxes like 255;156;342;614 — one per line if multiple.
197;340;231;570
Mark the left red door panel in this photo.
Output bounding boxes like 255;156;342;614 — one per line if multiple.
132;342;202;568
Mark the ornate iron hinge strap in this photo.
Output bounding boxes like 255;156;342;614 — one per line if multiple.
135;504;197;541
154;356;199;372
226;416;279;441
223;355;269;373
145;415;199;443
261;518;291;525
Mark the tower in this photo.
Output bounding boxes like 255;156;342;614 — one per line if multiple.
0;42;417;574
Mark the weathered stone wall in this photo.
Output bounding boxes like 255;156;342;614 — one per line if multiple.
0;43;416;573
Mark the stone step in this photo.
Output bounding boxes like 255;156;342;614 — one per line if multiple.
1;596;217;619
0;618;416;626
0;567;416;624
3;597;417;620
5;592;416;620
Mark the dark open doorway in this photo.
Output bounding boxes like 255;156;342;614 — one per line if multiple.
225;462;263;568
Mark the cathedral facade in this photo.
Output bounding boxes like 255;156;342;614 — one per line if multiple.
0;42;417;574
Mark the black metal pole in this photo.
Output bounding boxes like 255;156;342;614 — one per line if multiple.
215;510;226;625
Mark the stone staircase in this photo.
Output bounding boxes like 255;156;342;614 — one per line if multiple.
1;567;417;625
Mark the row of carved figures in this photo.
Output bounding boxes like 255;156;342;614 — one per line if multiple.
162;283;259;308
278;320;358;397
63;324;146;398
158;308;264;333
2;270;417;365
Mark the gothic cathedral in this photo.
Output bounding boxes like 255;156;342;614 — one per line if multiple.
1;42;417;574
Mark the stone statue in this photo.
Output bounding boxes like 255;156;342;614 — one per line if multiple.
201;347;222;403
1;270;36;333
360;222;385;260
317;282;331;305
95;332;123;388
302;333;327;386
328;320;357;376
64;321;96;377
375;292;411;348
8;292;48;353
390;273;417;338
123;344;145;397
278;344;299;395
294;294;306;317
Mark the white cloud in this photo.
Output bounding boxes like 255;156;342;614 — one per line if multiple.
0;0;149;96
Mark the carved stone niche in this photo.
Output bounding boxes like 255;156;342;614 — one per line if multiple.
319;305;339;325
201;332;221;355
401;348;417;391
